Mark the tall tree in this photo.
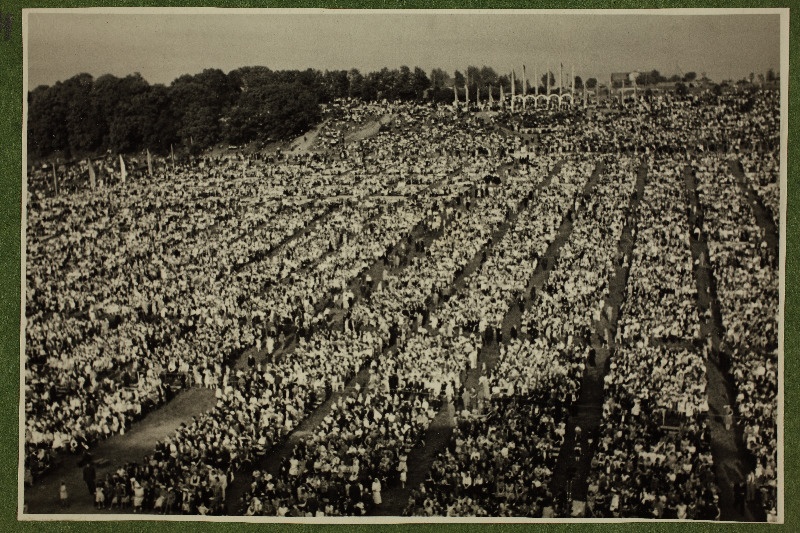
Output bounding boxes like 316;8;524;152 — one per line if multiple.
27;84;69;158
170;68;237;150
453;70;465;88
541;71;556;90
478;66;498;89
347;68;364;98
429;68;450;89
411;67;431;99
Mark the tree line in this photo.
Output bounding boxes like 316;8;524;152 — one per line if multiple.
29;65;437;161
29;64;711;161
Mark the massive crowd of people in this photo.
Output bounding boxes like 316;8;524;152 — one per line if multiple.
694;155;779;520
25;86;781;521
741;150;780;229
615;157;700;346
405;152;640;517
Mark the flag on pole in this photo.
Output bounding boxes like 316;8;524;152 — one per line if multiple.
571;65;575;96
52;163;59;195
500;84;505;106
611;75;615;104
489;86;494;104
453;84;459;105
146;149;153;177
534;65;538;96
522;65;527;96
465;75;469;107
88;159;96;190
511;70;516;112
547;69;551;95
559;63;564;96
522;65;527;109
119;154;127;183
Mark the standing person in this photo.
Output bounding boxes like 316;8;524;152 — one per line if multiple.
371;478;382;506
398;452;408;489
723;405;734;430
95;484;106;510
733;481;746;513
446;397;457;426
132;479;145;512
480;375;491;405
745;470;757;504
83;461;96;496
59;480;69;509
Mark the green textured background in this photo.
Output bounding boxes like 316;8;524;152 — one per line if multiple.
1;1;795;531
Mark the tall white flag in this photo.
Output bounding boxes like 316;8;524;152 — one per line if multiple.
52;164;59;195
88;159;96;190
120;154;127;183
511;70;516;112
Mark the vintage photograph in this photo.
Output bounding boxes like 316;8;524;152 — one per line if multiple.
20;8;786;522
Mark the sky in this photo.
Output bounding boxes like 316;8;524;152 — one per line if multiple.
25;9;782;89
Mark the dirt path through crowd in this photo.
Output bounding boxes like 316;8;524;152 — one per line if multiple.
727;159;779;265
289;119;328;153
371;159;576;516
368;163;555;515
549;160;647;508
25;387;217;514
224;167;483;512
232;165;465;371
683;165;761;522
344;114;395;144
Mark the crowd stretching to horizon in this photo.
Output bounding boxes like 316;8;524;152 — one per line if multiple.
25;85;781;521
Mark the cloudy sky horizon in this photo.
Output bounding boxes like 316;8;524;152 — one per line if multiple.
26;9;782;89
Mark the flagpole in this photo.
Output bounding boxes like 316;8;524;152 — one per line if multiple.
522;65;527;110
119;154;127;183
571;65;575;95
88;159;96;190
52;163;58;195
511;70;516;112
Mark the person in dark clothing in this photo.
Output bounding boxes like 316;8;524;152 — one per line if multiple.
83;462;96;496
734;481;746;513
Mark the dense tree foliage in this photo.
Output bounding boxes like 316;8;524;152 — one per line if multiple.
28;65;431;160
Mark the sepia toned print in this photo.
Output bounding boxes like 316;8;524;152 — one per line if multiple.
20;8;786;522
